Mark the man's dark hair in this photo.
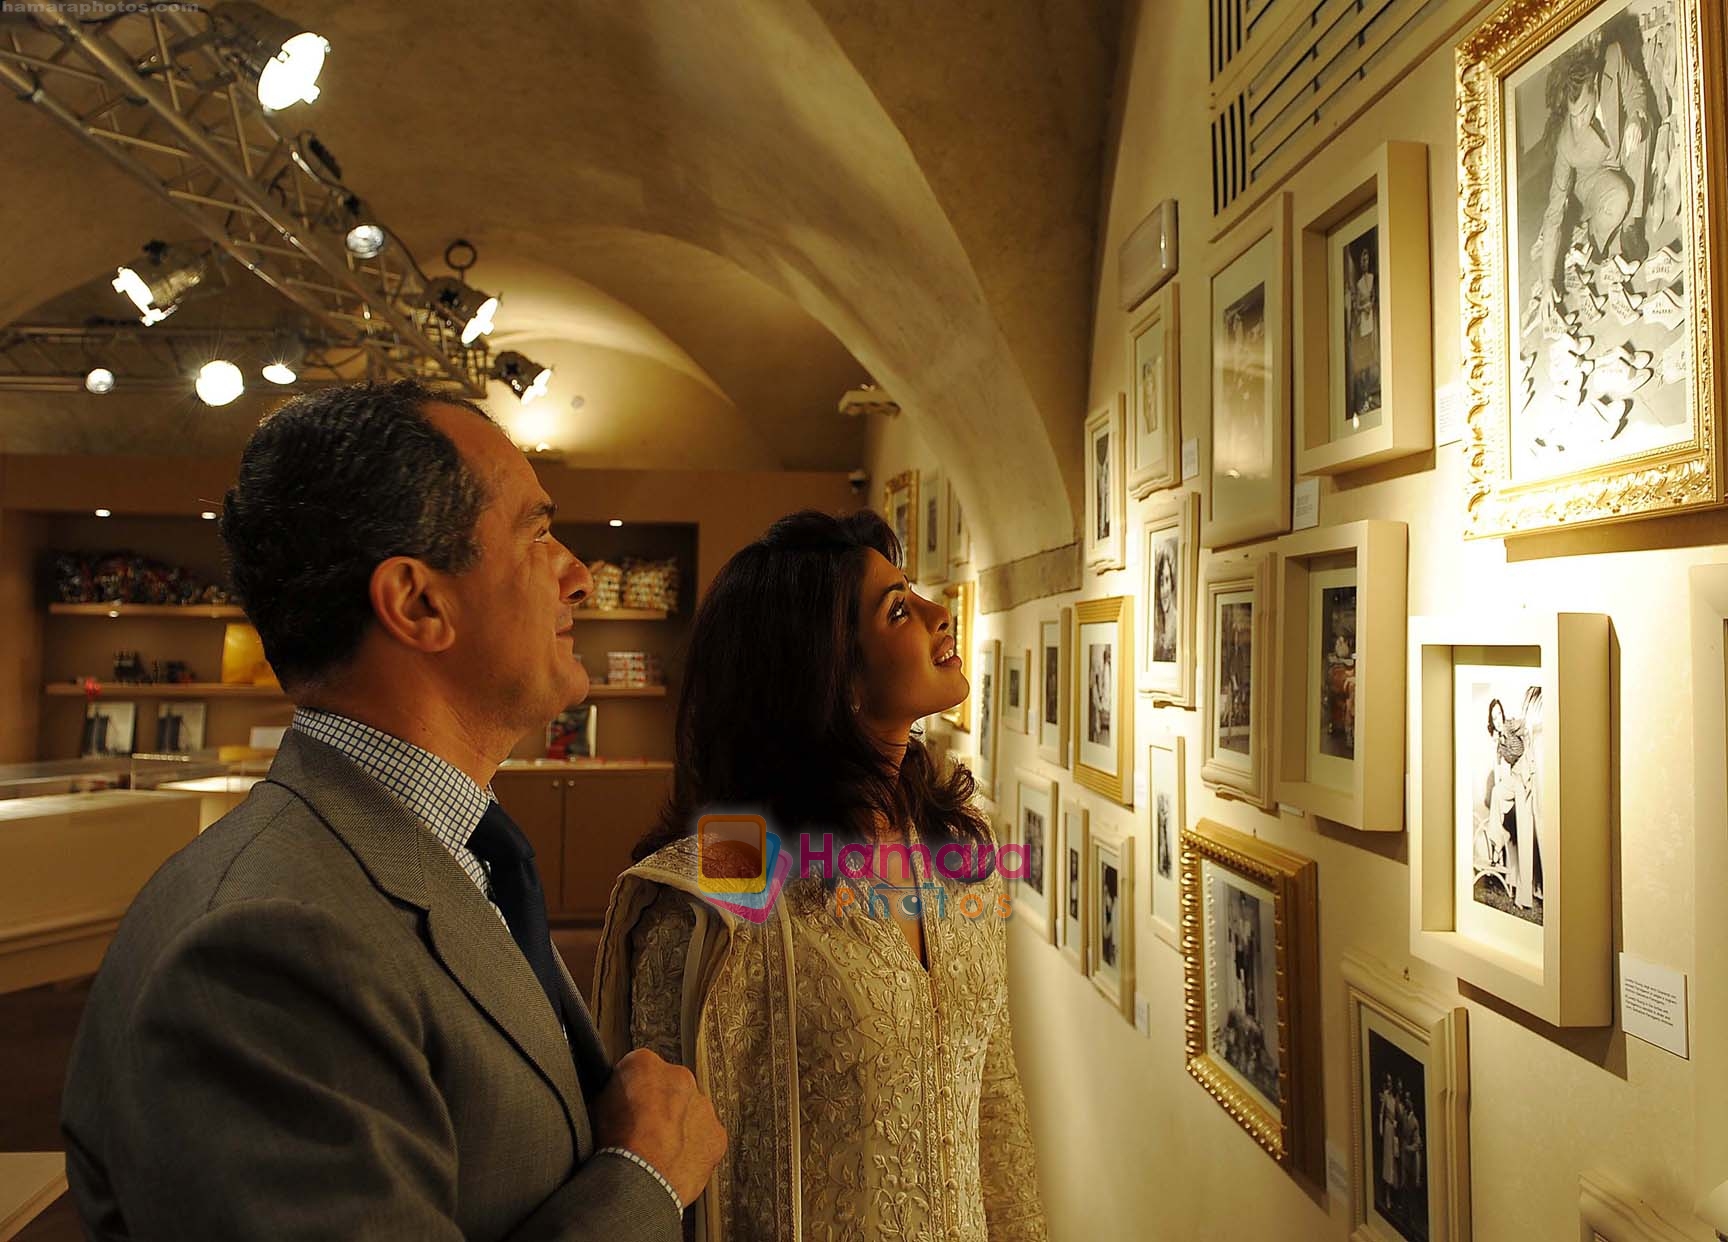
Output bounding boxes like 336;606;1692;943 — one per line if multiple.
220;379;495;690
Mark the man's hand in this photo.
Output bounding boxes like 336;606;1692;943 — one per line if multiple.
594;1049;727;1207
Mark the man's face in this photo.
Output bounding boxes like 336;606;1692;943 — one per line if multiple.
426;404;593;732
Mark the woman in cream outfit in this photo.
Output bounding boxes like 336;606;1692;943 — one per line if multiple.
595;510;1047;1241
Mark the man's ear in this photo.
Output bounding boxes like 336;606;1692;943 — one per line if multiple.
369;556;457;654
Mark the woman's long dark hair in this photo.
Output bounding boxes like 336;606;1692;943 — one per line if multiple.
634;509;992;873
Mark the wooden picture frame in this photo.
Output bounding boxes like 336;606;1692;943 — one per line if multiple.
1128;281;1183;497
1295;140;1433;477
1274;520;1409;832
1206;192;1292;549
1457;0;1727;536
1408;612;1612;1027
1038;610;1072;767
1201;549;1275;810
1013;768;1059;944
920;466;950;587
1088;822;1135;1021
883;469;920;581
1181;817;1322;1181
1002;648;1031;735
1058;797;1090;974
1073;595;1135;805
1140;489;1201;707
1343;951;1472;1242
1147;734;1185;950
1579;1172;1717;1242
1085;395;1127;571
940;580;975;732
974;637;1001;802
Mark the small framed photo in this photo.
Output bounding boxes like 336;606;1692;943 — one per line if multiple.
940;580;975;732
1139;490;1200;707
1147;735;1184;950
1206;192;1292;550
1201;550;1275;810
1013;769;1058;944
1343;952;1471;1242
1037;611;1072;767
545;704;598;759
882;469;920;581
1181;817;1322;1180
920;467;950;586
1002;648;1031;734
1127;280;1182;497
82;700;136;758
948;479;972;569
974;638;1001;801
1088;822;1135;1021
1058;797;1090;974
1295;141;1433;477
1073;595;1135;805
1274;520;1408;832
1084;395;1127;571
155;701;206;754
1409;612;1612;1026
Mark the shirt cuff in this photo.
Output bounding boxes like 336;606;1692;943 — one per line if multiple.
594;1146;684;1215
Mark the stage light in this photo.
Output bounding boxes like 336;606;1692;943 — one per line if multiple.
609;519;623;528
493;351;551;404
201;511;218;521
195;359;245;406
95;509;112;518
261;329;304;384
424;276;499;346
84;367;115;394
212;2;329;111
112;241;206;325
341;197;387;259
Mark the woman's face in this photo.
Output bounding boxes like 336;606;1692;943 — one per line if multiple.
1490;701;1506;732
853;548;966;730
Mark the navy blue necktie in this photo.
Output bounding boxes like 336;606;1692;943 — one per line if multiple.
467;802;568;1033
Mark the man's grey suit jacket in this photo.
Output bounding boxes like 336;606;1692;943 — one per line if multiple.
61;730;680;1241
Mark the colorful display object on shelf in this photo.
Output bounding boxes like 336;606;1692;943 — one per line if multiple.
545;705;598;759
621;557;679;613
581;560;624;610
220;623;281;688
53;550;232;607
605;650;662;688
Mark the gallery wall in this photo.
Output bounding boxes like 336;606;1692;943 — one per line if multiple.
865;1;1722;1237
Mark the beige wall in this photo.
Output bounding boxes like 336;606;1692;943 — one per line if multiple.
866;2;1722;1237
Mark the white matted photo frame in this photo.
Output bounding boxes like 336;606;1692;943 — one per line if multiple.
1295;140;1433;477
1085;395;1127;570
1181;817;1323;1181
1013;769;1058;944
883;469;920;581
1206;192;1293;549
974;637;1001;801
1343;951;1472;1242
1409;612;1612;1027
1128;281;1183;497
155;701;207;754
1058;797;1090;973
1088;822;1135;1021
1002;648;1031;735
941;580;975;732
1274;520;1409;833
1074;595;1135;805
1147;734;1185;950
81;700;136;758
1140;490;1201;707
1038;611;1072;767
1457;0;1728;537
1201;549;1276;810
920;466;950;586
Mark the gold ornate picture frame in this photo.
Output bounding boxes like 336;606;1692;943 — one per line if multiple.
940;580;975;731
1073;595;1135;805
1457;0;1727;537
883;469;920;580
1127;280;1183;497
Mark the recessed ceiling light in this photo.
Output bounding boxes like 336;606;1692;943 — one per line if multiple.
95;508;112;518
201;511;218;520
609;518;623;528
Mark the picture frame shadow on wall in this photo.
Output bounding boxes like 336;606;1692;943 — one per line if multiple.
1146;734;1185;950
1085;395;1128;570
1073;595;1135;805
1343;951;1471;1242
1038;610;1072;768
1058;797;1090;974
1408;612;1613;1027
1274;519;1409;833
883;469;920;581
1002;648;1031;735
1200;549;1276;811
920;466;950;587
1088;821;1135;1023
1456;0;1728;538
1206;191;1293;549
1294;140;1434;477
1579;1170;1719;1241
940;580;975;732
973;637;1001;802
1180;817;1322;1182
1139;489;1201;709
1127;280;1183;498
1013;768;1059;945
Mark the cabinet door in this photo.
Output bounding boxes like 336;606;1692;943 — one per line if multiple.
560;769;673;920
490;771;565;915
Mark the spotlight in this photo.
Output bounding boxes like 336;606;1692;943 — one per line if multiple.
195;359;245;406
261;328;305;384
201;511;218;520
94;509;112;518
112;241;206;325
340;197;387;259
212;2;329;111
609;519;624;528
493;351;552;403
85;367;115;394
424;276;499;346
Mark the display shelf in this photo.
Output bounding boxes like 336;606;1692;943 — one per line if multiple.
49;603;245;618
573;609;669;622
44;682;285;699
585;685;667;699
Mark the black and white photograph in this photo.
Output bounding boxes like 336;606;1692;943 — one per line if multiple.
1156;793;1174;881
1060;798;1088;972
975;639;999;798
1023;807;1045;899
1152;530;1179;664
1087;640;1113;750
1318;583;1358;761
1215;597;1254;758
1075;599;1133;803
155;701;206;754
1148;736;1184;944
1337;210;1383;433
1043;645;1060;727
1093;429;1112;543
1084;402;1125;569
1003;650;1029;734
81;701;136;758
1368;1028;1430;1242
1099;859;1120;970
1207;872;1282;1111
1215;280;1269;483
1038;614;1070;767
1461;676;1546;927
1089;825;1134;1015
924;493;939;561
1068;847;1081;922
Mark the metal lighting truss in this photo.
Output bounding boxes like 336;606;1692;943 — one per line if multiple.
0;6;489;395
0;321;356;394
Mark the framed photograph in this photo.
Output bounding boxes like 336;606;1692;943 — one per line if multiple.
1206;192;1293;549
1038;611;1072;767
1409;613;1612;1026
1013;769;1058;944
940;580;975;732
974;638;1001;801
1139;489;1201;707
81;700;136;758
545;704;598;759
1147;735;1185;950
1085;395;1127;570
1058;797;1090;973
1457;0;1727;536
1088;822;1135;1021
1343;952;1471;1242
155;702;206;754
1579;1171;1717;1241
948;479;972;569
1274;520;1409;832
919;467;950;586
1002;649;1031;734
1073;595;1135;805
1128;281;1182;497
882;469;920;581
1295;141;1434;477
1181;817;1322;1180
1201;550;1275;810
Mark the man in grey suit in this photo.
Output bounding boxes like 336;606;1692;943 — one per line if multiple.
61;381;725;1239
